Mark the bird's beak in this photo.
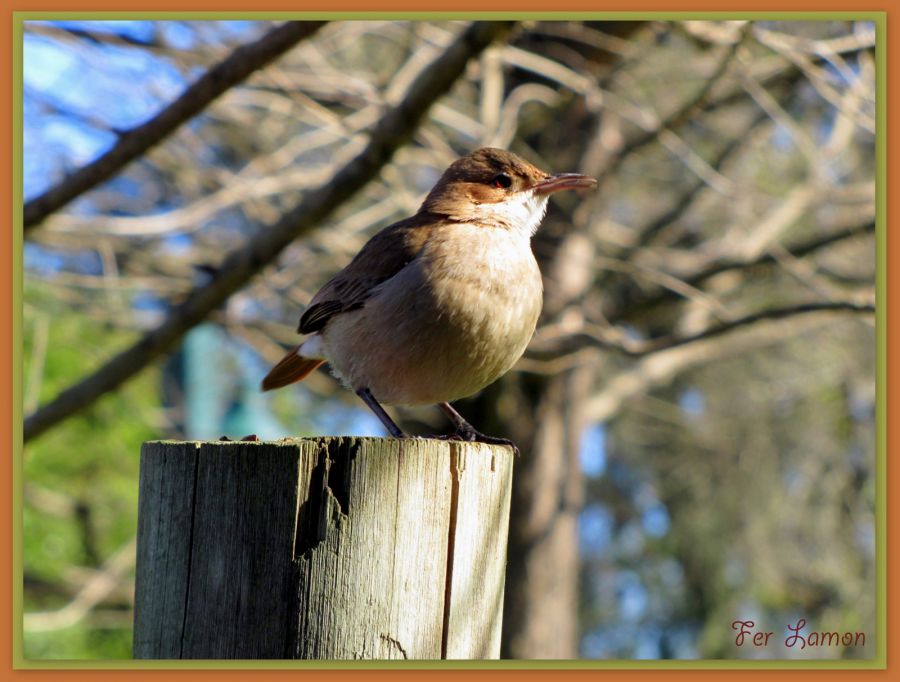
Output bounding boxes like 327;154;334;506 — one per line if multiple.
531;173;598;195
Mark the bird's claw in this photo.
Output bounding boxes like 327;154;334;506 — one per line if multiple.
400;430;520;457
428;433;466;442
452;427;520;457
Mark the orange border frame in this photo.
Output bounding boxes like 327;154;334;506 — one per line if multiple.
4;2;895;680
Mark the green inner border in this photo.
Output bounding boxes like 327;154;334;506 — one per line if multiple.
12;9;24;674
12;10;885;19
12;11;888;672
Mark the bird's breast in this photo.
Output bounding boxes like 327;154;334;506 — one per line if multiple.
323;226;543;405
420;229;543;346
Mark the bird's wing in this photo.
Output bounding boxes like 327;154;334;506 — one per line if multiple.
298;214;434;334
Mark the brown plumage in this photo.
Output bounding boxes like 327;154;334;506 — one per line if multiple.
261;147;597;448
260;350;324;391
297;214;431;334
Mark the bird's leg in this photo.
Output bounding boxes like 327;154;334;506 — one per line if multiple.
437;402;520;456
355;387;406;438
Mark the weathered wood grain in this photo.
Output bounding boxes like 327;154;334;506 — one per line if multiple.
443;443;513;659
133;437;514;660
133;441;200;658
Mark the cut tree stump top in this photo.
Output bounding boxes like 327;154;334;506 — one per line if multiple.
133;437;514;660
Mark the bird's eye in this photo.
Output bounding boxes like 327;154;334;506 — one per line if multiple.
492;173;512;189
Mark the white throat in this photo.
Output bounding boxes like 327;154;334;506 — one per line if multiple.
479;190;549;238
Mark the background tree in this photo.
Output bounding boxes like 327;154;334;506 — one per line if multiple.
22;19;876;659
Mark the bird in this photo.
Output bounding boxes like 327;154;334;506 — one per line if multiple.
261;147;597;452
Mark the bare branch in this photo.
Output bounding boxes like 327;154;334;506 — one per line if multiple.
607;220;875;321
619;110;769;250
28;21;166;50
23;21;327;230
582;311;851;423
579;31;752;272
596;25;749;180
628;300;874;355
24;539;136;633
532;300;874;360
23;21;515;443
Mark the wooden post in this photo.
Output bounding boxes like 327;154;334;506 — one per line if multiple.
132;437;513;660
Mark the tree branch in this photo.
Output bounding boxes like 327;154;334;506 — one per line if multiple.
618;109;770;253
598;25;749;181
23;20;327;230
582;29;751;288
607;220;875;321
531;300;875;360
24;538;136;633
581;309;853;424
24;21;516;443
687;221;876;284
628;300;874;355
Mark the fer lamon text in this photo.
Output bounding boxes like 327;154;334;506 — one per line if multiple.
732;619;866;650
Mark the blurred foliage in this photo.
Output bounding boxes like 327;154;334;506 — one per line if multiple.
582;321;875;659
23;280;161;658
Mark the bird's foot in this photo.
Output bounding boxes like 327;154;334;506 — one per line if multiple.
434;402;520;456
396;429;519;456
217;434;259;442
448;426;520;457
427;432;465;442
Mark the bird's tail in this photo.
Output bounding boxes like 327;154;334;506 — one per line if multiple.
261;346;325;391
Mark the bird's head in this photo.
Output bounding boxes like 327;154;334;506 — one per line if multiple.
420;148;597;237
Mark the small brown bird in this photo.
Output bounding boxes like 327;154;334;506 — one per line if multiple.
262;148;596;450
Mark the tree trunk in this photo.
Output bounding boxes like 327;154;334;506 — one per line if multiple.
497;368;592;659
